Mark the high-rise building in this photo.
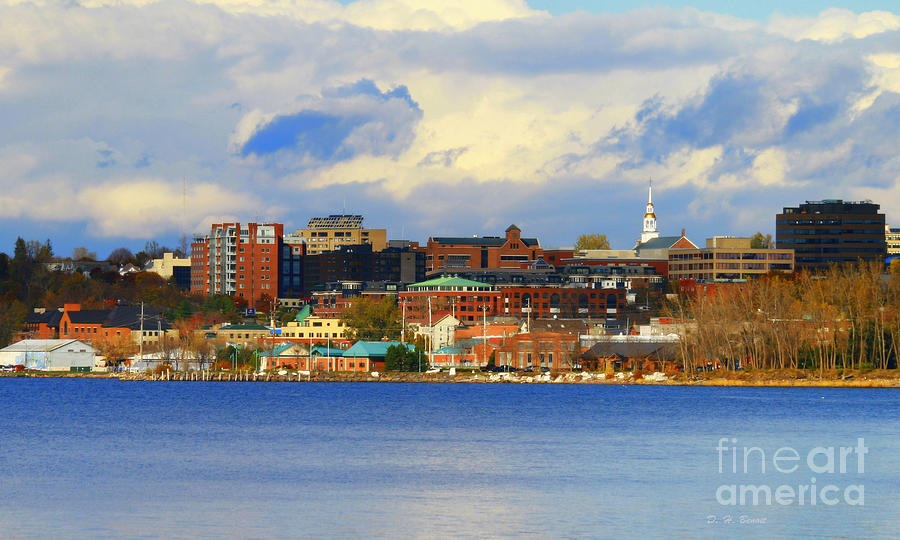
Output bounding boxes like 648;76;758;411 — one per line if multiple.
191;222;283;308
278;233;306;300
293;214;387;255
776;200;886;270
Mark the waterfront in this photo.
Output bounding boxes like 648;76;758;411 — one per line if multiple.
1;379;899;538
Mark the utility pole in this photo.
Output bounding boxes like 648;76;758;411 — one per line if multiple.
427;296;433;367
401;298;406;345
138;302;144;372
482;304;488;367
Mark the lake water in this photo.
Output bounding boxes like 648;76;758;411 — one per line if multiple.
1;379;898;539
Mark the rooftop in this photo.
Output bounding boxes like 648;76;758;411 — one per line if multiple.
305;215;365;229
407;276;493;291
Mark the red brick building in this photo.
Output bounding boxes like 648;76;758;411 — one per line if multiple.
495;331;581;370
426;224;543;272
399;277;501;324
191;222;283;310
495;287;625;320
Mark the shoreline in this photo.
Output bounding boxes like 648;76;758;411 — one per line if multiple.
3;370;900;388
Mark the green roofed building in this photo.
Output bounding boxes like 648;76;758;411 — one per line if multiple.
406;276;493;292
339;341;416;372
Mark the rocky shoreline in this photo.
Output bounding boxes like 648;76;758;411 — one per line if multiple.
3;369;900;387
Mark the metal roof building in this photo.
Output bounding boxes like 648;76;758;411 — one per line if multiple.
0;339;97;372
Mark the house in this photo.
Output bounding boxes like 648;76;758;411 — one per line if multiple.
258;343;310;371
580;338;677;373
340;341;416;372
411;314;460;351
0;339;96;372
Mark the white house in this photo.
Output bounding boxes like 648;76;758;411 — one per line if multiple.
0;339;97;372
411;314;461;351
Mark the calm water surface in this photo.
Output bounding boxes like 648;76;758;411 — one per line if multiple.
1;379;898;539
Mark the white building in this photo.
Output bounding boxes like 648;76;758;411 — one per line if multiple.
638;182;660;246
411;314;461;351
144;252;191;279
0;339;97;372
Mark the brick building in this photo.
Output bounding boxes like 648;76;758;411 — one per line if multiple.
426;224;543;272
191;222;283;309
58;303;170;345
495;331;581;371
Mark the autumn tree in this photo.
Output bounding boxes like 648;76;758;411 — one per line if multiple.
750;232;773;249
71;247;97;261
574;234;611;251
108;247;135;266
341;296;400;341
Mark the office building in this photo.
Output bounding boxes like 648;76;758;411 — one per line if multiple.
776;200;885;270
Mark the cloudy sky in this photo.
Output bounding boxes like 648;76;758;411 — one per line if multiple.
1;0;898;258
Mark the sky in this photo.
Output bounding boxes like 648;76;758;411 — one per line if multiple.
1;0;899;259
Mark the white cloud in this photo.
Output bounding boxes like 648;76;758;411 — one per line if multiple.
67;0;542;31
0;1;898;248
768;8;900;42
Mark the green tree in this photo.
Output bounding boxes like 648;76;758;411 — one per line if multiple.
384;344;428;372
574;233;611;251
750;232;773;249
341;296;400;341
13;237;26;265
0;299;27;347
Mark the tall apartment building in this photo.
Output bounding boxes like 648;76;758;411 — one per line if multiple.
668;237;794;281
776;200;886;270
293;214;387;255
191;222;283;308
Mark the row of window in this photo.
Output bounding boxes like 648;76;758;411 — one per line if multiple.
778;228;883;235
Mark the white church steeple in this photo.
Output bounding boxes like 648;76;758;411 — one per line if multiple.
639;180;659;245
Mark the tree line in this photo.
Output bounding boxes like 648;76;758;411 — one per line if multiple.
668;262;900;373
0;237;241;347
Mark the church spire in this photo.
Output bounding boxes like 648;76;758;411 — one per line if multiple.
639;180;659;245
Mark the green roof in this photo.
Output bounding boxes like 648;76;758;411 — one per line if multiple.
407;276;493;290
294;305;312;323
343;341;415;358
220;322;270;331
310;345;344;357
258;343;300;357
